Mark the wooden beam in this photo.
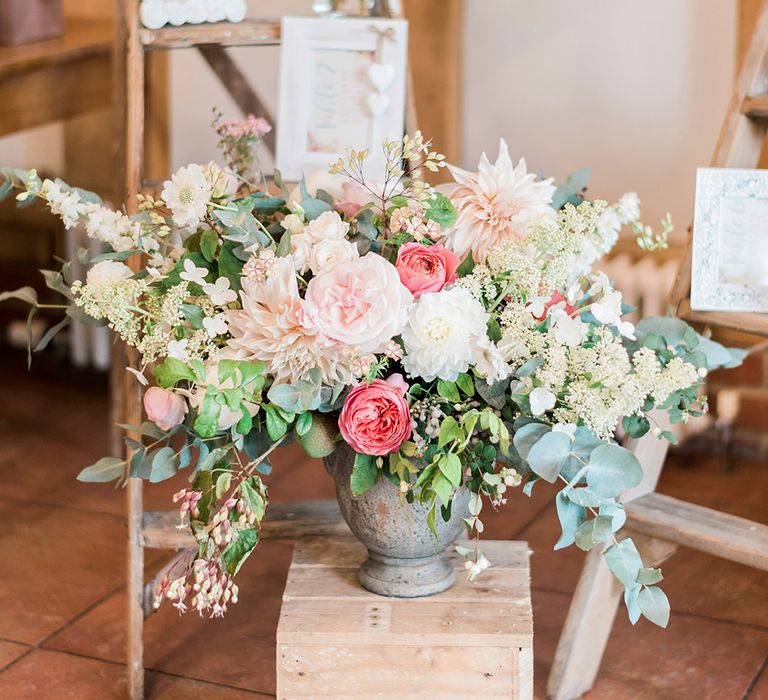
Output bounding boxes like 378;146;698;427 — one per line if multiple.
625;493;768;570
197;45;276;155
142;499;349;549
401;0;462;175
0;18;112;137
141;19;280;50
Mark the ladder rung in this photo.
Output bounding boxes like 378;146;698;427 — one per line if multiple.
142;498;349;548
140;18;281;50
741;94;768;118
625;492;768;571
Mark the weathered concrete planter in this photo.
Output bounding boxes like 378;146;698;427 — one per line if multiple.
325;443;470;598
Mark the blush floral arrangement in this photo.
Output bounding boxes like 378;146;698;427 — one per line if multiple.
0;124;743;627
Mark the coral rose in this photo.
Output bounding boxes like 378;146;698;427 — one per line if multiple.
304;253;412;354
396;243;460;298
339;375;412;455
143;386;188;431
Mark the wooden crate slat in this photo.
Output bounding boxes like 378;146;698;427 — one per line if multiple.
625;492;768;570
140;19;281;50
278;537;533;699
142;498;349;548
278;644;518;700
290;536;530;570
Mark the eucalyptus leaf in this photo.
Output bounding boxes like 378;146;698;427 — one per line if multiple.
77;456;125;483
149;446;177;483
554;490;585;550
513;422;551;462
638;586;670;628
604;538;642;587
624;583;642;625
527;431;572;482
574;515;614;551
586;444;643;498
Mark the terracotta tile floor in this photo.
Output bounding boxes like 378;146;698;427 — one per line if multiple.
0;349;766;699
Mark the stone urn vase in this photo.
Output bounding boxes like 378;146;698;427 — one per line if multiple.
325;444;470;598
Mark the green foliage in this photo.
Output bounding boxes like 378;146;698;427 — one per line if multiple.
297;413;337;458
552;168;591;209
148;446;177;483
77;456;125;483
637;586;670;627
154;357;196;387
299;178;334;220
604;538;642;586
586;444;643;498
424;192;458;229
574;515;614;551
526;431;572;482
222;528;259;576
350;453;379;495
437;379;460;403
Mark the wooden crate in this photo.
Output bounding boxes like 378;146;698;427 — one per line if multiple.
277;538;533;700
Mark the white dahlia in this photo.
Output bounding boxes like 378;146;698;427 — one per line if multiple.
442;139;556;263
226;256;353;384
161;164;212;228
401;287;489;382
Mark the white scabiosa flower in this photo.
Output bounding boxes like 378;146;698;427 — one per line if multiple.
401;287;488;382
86;260;133;287
161;164;212;228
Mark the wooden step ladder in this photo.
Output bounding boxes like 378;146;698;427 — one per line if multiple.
547;6;768;699
114;4;420;698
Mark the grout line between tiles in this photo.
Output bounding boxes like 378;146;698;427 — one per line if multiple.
743;654;768;699
19;645;277;698
0;581;126;675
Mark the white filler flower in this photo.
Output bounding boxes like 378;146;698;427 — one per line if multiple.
401;287;489;382
86;260;133;287
161;164;212;228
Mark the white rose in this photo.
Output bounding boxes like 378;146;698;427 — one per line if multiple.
401;287;488;382
309;238;359;274
86;260;133;287
304;210;349;243
290;232;313;274
281;214;305;235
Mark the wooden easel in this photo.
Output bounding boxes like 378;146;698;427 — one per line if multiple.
547;7;768;699
114;3;420;698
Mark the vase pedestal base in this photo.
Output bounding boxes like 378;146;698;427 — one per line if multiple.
357;549;455;598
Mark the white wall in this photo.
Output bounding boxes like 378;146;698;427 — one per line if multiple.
462;0;737;239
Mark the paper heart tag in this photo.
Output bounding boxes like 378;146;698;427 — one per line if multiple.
368;92;390;117
368;63;395;93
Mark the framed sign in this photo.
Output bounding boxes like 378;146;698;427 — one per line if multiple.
275;16;408;182
691;167;768;312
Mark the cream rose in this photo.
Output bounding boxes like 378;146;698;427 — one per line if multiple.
309;238;359;274
304;254;412;354
304;210;349;242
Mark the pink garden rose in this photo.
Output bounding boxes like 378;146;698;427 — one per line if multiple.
339;375;412;455
304;253;412;354
143;386;188;431
395;243;460;298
